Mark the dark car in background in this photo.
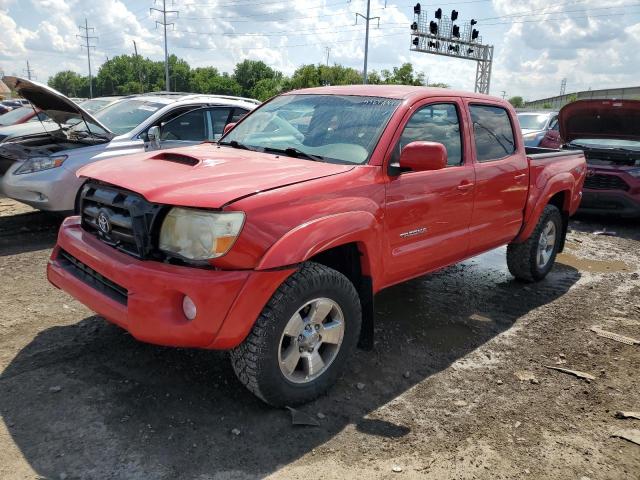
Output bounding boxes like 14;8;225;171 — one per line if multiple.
517;110;558;147
556;100;640;218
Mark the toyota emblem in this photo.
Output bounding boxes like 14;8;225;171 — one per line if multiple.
586;169;596;177
97;211;112;234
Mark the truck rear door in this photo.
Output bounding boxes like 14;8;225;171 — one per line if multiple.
383;98;475;285
465;102;529;255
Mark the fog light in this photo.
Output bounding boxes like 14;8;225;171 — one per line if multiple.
182;295;197;320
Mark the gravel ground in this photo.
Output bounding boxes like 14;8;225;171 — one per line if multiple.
0;198;638;480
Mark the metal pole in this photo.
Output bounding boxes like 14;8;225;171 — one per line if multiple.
363;0;370;84
133;40;144;93
86;19;93;98
163;0;169;91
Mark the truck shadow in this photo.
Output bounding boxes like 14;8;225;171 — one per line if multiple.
0;248;580;479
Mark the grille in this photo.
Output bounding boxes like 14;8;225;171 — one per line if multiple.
58;249;128;305
80;182;164;259
0;153;13;176
584;174;630;192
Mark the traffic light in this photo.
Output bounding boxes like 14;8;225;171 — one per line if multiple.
472;29;479;40
412;37;420;46
467;48;474;54
452;25;460;38
448;44;459;53
414;3;421;15
411;21;418;31
429;21;438;35
428;41;440;49
451;10;458;21
471;19;478;26
435;8;442;19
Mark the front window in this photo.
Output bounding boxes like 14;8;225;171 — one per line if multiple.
221;94;401;164
517;113;550;131
71;99;165;136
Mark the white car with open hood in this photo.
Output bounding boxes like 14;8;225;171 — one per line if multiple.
0;77;259;212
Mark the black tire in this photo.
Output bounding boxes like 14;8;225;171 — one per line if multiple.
507;205;563;282
230;262;362;407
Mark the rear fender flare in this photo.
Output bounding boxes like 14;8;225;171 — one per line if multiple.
256;211;382;287
514;172;574;243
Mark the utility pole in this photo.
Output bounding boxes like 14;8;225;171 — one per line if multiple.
355;0;380;84
324;47;331;66
77;18;97;98
501;91;506;100
560;78;567;96
133;40;144;93
151;0;178;92
23;61;34;80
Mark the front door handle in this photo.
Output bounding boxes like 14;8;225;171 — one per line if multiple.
457;182;474;191
514;173;527;180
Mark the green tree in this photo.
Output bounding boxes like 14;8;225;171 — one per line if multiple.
233;60;279;96
381;63;425;86
508;96;525;108
48;71;87;97
250;77;285;101
428;82;450;88
289;64;321;89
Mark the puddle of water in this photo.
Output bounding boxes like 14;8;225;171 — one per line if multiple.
556;252;630;273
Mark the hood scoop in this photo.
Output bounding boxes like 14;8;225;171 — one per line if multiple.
151;152;200;166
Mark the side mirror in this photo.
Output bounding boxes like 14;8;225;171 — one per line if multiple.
223;122;237;136
399;141;447;172
147;125;161;149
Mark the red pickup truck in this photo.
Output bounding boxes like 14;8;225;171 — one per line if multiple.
47;86;586;406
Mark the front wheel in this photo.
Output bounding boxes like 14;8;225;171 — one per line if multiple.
230;262;362;406
507;204;563;282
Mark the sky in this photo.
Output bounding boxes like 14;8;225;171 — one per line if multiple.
0;0;639;101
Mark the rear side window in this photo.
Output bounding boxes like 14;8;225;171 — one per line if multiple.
470;105;516;162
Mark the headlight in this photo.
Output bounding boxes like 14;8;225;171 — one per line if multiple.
628;168;640;178
14;155;67;175
159;208;245;261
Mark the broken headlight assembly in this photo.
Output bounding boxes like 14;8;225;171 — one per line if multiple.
159;208;245;261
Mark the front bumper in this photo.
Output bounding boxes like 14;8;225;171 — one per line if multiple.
1;163;81;212
47;217;295;349
580;190;640;217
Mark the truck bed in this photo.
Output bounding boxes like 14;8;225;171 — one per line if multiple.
525;146;584;160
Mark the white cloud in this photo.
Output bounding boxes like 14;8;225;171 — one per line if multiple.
0;0;638;100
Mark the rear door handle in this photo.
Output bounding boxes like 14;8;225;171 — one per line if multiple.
514;173;527;180
457;182;474;191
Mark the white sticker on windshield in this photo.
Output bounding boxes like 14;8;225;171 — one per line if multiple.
138;105;159;112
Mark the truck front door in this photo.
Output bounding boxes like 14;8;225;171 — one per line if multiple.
384;100;475;286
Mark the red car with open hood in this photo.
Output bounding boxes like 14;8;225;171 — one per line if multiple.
540;99;640;217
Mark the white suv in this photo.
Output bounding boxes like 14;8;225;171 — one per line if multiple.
0;77;259;212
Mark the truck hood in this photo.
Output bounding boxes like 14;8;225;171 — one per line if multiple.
2;76;113;137
78;144;355;208
559;99;640;143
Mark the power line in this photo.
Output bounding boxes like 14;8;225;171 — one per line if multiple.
77;18;97;98
151;0;179;91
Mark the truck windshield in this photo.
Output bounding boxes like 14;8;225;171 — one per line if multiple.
220;94;401;164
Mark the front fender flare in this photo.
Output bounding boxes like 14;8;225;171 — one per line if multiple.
256;211;382;286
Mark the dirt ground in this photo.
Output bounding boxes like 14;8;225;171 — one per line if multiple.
0;197;638;480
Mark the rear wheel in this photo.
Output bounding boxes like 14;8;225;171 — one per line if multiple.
230;262;361;406
507;205;563;282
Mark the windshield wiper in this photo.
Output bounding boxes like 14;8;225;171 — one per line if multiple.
264;146;325;162
219;140;256;151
